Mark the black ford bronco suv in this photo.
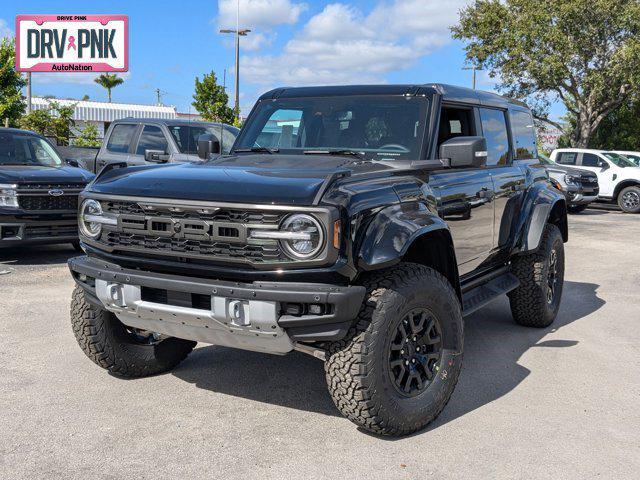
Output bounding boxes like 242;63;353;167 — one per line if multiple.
68;84;567;436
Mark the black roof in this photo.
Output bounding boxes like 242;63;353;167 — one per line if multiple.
0;127;41;136
258;83;529;110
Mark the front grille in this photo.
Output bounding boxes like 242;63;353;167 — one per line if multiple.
18;183;86;191
104;231;282;262
102;200;282;225
19;195;78;211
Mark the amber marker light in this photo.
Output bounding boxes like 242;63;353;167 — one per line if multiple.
333;220;341;249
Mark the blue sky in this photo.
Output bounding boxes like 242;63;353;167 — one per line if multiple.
3;0;564;119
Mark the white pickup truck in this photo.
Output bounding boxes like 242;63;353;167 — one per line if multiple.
550;148;640;213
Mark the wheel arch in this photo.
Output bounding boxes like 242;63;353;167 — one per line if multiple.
356;203;461;300
518;183;568;253
613;180;640;200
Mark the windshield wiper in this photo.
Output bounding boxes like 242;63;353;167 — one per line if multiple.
233;147;279;154
303;149;366;158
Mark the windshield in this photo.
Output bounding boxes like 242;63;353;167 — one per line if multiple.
235;95;430;160
0;132;63;167
538;153;554;165
603;152;636;168
168;124;239;155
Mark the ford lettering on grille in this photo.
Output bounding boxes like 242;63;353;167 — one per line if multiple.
118;215;247;243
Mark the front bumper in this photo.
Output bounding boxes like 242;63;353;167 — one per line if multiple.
564;185;599;205
68;255;366;354
0;217;78;247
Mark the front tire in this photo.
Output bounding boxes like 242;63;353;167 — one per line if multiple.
567;204;588;214
618;186;640;213
508;224;564;327
70;286;196;377
325;263;463;436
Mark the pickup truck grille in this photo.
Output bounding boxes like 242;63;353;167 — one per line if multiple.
95;199;290;265
17;183;85;212
19;195;79;211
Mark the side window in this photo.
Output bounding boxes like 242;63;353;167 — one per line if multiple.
106;124;137;153
479;108;510;166
581;153;602;167
136;125;168;155
510;110;537;159
437;107;475;147
557;152;577;165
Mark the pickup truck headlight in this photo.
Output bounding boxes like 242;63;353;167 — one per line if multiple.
564;174;579;186
250;213;325;260
79;199;107;239
0;184;18;208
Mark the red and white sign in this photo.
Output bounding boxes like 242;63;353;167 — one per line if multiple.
15;15;128;72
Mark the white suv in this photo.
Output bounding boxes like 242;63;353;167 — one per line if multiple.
550;148;640;213
612;151;640;167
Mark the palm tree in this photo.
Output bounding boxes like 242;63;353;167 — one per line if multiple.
94;74;124;103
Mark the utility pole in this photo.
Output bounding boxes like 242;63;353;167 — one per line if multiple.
156;88;162;105
220;0;250;122
462;65;483;90
26;72;32;113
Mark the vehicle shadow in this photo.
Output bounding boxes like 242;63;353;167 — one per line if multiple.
172;280;604;425
0;244;78;267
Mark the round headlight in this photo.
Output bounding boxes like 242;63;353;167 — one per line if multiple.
280;214;324;259
79;199;103;239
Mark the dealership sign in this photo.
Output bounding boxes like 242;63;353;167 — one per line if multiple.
15;15;128;72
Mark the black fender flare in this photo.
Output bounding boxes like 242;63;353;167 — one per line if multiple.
357;203;455;270
518;182;568;252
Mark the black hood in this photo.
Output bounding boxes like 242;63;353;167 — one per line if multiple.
0;165;94;184
88;154;372;205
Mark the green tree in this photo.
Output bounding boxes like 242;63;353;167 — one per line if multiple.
94;73;124;102
191;71;236;124
74;123;101;147
588;96;640;150
0;38;26;127
19;100;76;145
452;0;640;148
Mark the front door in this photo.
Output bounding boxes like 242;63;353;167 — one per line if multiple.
577;152;615;197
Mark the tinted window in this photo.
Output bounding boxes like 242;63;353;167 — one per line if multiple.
479;108;510;166
438;107;475;147
581;153;601;167
510;110;537;159
168;125;238;155
236;95;429;160
557;152;577;165
136;125;168;155
0;133;63;167
106;124;137;153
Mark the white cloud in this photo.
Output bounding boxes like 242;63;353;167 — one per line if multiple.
241;0;471;87
217;0;307;29
0;18;13;39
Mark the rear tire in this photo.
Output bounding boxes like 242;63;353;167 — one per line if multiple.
567;204;588;214
324;263;463;436
618;186;640;213
508;224;564;328
70;286;196;377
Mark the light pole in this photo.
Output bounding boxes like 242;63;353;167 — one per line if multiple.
220;2;250;122
462;65;483;90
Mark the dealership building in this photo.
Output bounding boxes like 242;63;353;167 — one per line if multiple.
30;97;198;142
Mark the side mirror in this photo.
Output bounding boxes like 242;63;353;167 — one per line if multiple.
197;134;221;160
439;136;488;168
65;158;80;168
599;161;610;171
144;149;170;163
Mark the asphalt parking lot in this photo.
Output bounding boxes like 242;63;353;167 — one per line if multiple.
1;207;639;480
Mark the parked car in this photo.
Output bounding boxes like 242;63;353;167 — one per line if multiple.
611;150;640;166
81;119;239;173
68;84;567;436
550;148;640;213
0;128;94;249
538;153;599;213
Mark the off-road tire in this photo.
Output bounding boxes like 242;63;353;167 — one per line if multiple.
567;204;588;214
325;263;464;436
617;185;640;213
508;224;564;328
70;285;196;377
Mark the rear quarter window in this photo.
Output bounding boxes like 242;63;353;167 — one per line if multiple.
106;124;137;153
510;110;537;159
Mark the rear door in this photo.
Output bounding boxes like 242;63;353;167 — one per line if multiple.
429;105;495;276
95;123;140;172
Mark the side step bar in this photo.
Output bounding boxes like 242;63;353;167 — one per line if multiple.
461;272;520;317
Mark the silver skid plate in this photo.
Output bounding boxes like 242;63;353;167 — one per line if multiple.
95;279;294;354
